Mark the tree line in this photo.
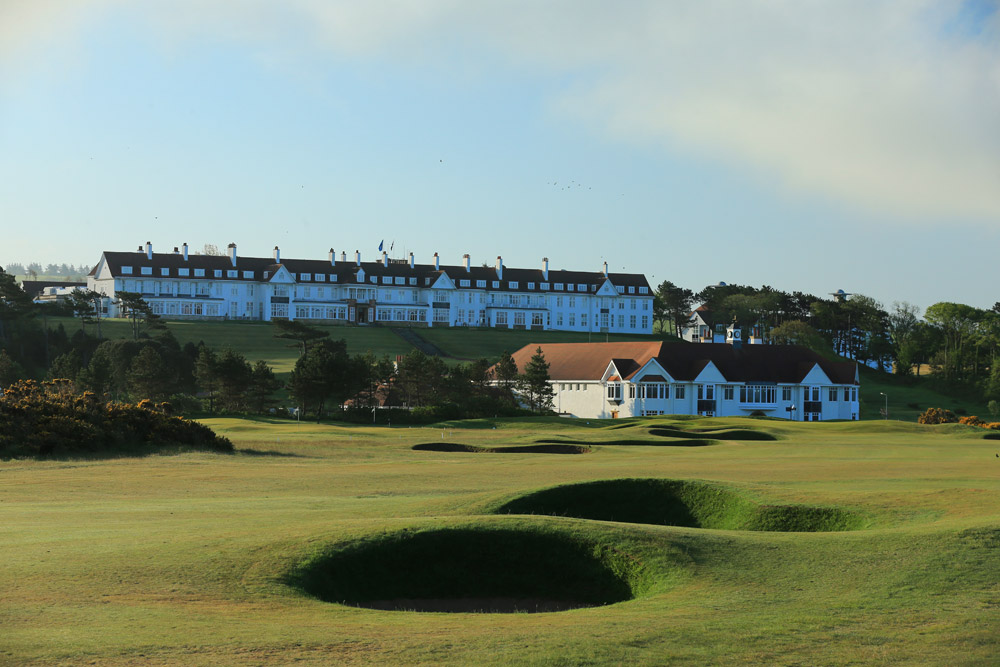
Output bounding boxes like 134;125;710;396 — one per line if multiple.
652;279;1000;401
4;262;91;278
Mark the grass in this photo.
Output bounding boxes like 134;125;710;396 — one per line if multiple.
2;415;999;664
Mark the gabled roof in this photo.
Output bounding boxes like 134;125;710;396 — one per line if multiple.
506;342;858;385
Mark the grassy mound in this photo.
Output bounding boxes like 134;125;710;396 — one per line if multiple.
287;525;648;613
648;427;777;441
535;437;714;447
0;379;233;459
494;479;867;532
413;442;590;454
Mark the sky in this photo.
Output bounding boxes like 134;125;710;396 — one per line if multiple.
1;1;998;313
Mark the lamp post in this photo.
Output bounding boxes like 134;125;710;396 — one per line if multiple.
880;392;888;420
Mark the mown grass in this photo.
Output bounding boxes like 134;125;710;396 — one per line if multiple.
2;416;999;664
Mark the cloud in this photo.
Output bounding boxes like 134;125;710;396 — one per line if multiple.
4;0;998;222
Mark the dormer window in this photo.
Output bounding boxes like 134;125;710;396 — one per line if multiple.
477;280;486;288
409;277;416;285
492;281;500;289
228;270;238;278
628;286;635;293
540;282;549;290
242;270;253;279
578;284;586;292
141;267;152;275
639;286;648;294
160;268;169;276
394;277;405;285
194;269;205;277
509;281;518;289
264;271;270;279
554;283;563;291
567;284;575;291
122;266;133;274
316;274;325;282
214;270;222;277
528;282;535;290
382;276;392;284
460;279;470;287
330;274;337;281
178;268;189;277
301;273;311;281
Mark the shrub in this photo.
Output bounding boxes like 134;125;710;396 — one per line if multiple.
0;379;233;459
959;416;986;427
917;408;958;425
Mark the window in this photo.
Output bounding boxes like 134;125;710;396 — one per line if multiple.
723;385;734;401
122;266;133;274
242;271;253;279
408;277;416;286
509;281;518;289
674;385;685;400
782;387;792;401
540;282;549;290
628;384;636;399
477;280;486;288
331;274;338;282
629;315;636;329
382;276;392;284
829;388;839;402
556;313;564;326
606;383;621;400
394;277;405;285
628;286;635;293
531;312;543;327
514;312;525;327
214;269;222;277
555;283;563;291
178;268;189;276
496;311;508;326
740;385;777;404
141;266;152;275
160;268;169;276
569;313;576;327
639;286;648;295
567;284;574;291
315;274;325;282
194;269;205;277
460;279;470;287
528;282;535;290
580;313;587;327
492;281;500;288
641;316;649;330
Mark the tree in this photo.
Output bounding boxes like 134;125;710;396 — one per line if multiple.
49;349;83;381
194;346;220;413
655;281;695;338
0;267;33;345
214;349;253;412
396;350;447;407
127;346;172;401
924;302;985;381
767;320;826;352
115;291;156;340
246;360;283;414
272;318;330;356
0;349;27;388
288;339;353;418
517;346;555;413
494;350;519;387
68;289;105;338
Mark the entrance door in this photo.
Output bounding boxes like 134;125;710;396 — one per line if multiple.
356;305;368;324
611;410;619;419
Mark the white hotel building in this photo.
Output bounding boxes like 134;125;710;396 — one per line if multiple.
87;242;654;333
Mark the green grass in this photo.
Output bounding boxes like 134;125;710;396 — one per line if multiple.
858;366;994;422
2;416;1000;664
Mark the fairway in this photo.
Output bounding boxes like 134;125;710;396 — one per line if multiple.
3;417;999;664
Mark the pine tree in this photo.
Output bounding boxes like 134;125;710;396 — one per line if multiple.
519;346;555;413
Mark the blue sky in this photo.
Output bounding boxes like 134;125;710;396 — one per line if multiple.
1;1;998;312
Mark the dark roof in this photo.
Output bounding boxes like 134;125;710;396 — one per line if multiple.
96;249;651;294
508;342;857;385
20;280;86;298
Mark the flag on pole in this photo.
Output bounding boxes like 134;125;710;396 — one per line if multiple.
378;240;384;252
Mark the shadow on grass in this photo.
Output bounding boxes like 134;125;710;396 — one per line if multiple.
534;438;715;448
413;443;591;454
235;448;308;458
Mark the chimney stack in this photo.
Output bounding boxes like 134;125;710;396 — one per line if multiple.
182;243;189;261
173;247;179;255
228;242;237;267
355;250;361;266
273;245;280;263
145;241;153;260
329;248;336;265
463;253;471;272
341;251;347;262
602;261;608;277
496;256;503;281
382;251;388;267
409;252;415;269
433;252;440;270
542;257;549;281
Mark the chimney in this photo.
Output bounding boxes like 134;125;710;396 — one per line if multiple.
542;257;549;281
433;252;440;270
228;242;237;267
495;256;503;281
463;253;471;272
173;246;179;255
355;250;361;266
409;252;415;269
341;251;347;262
382;251;388;267
145;241;153;260
182;243;188;261
329;248;335;265
602;261;608;277
273;245;280;263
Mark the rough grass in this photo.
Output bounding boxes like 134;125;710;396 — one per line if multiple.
3;416;1000;664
